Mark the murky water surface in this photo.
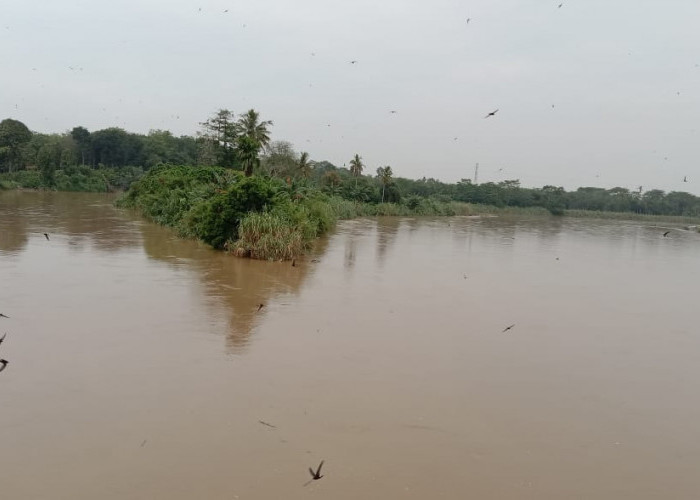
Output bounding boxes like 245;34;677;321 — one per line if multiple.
1;191;699;499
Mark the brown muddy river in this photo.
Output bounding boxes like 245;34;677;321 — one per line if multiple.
1;191;699;499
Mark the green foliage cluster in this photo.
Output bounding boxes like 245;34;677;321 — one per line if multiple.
120;165;283;249
232;199;335;260
0;165;143;192
120;165;486;259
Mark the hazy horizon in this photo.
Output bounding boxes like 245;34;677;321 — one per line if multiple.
2;0;699;194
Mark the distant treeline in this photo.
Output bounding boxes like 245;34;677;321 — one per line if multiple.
1;113;699;217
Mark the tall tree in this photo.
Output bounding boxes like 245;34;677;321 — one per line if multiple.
376;166;393;202
236;109;273;151
262;140;297;177
0;119;32;172
70;126;91;166
349;153;364;187
199;109;237;167
237;136;261;176
297;151;314;179
90;128;143;167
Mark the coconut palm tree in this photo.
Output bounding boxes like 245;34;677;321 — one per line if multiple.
237;136;261;176
349;154;364;187
376;166;393;203
236;109;273;151
298;151;314;179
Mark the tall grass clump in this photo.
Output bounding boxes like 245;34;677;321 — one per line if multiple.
232;197;339;260
231;211;305;260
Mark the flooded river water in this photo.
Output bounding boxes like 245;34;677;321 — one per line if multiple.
1;191;699;499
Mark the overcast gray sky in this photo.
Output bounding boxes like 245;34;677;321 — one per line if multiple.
2;0;699;193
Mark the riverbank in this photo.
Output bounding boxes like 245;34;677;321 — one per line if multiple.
564;209;700;225
0;165;143;192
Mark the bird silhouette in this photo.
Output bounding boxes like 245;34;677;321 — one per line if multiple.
484;109;499;118
683;176;688;182
502;324;516;332
390;110;397;114
663;231;671;237
466;18;471;24
309;460;324;480
0;333;6;345
257;303;264;312
44;233;50;240
558;2;563;7
0;360;8;373
0;313;9;319
350;60;357;64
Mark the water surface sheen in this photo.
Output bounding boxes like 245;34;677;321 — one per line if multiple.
1;191;699;499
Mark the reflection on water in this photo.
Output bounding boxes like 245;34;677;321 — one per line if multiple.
1;191;700;500
139;223;325;352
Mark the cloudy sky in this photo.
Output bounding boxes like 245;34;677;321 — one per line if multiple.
2;0;699;193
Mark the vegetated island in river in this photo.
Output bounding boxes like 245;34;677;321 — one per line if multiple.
116;164;488;260
2;112;700;260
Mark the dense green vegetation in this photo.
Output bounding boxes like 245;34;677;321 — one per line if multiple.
3;110;700;226
118;164;480;259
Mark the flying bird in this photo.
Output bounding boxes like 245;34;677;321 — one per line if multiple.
44;233;50;240
257;303;264;312
502;324;516;332
558;2;563;7
484;109;499;118
309;460;324;480
466;18;471;23
0;314;9;319
683;176;688;182
663;231;671;237
350;60;358;64
0;360;8;373
258;420;277;428
390;110;397;114
223;9;229;12
0;333;6;345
